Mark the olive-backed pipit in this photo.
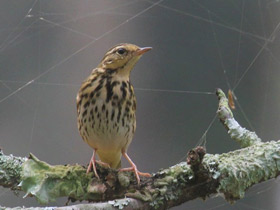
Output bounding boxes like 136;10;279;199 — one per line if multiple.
77;43;152;184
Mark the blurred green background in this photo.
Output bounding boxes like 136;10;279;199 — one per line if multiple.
0;0;280;209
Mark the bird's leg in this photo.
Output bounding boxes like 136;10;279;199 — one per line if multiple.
86;149;99;179
120;152;151;185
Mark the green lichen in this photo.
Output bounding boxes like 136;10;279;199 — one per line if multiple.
148;163;193;209
227;118;262;148
154;176;173;187
129;171;180;208
20;153;94;204
216;89;261;148
0;151;26;190
126;188;153;202
216;88;233;119
204;141;280;202
118;172;130;188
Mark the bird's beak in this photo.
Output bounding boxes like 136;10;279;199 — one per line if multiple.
135;47;152;56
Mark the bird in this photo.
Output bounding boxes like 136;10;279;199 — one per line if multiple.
76;43;152;184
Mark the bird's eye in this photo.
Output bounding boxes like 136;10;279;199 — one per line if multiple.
117;48;126;55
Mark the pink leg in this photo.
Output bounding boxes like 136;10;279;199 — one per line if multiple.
120;152;151;185
86;149;99;179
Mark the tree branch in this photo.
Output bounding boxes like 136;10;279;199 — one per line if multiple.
1;89;279;209
216;88;262;147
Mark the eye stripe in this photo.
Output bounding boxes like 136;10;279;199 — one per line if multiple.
110;47;126;54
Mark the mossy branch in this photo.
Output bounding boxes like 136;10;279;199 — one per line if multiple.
216;88;262;147
0;89;280;210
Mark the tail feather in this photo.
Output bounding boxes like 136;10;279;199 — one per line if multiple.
97;151;121;169
115;160;121;169
109;158;121;169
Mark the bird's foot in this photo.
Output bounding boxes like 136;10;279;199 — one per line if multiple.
119;167;151;185
120;167;151;176
120;152;151;185
86;150;99;179
96;160;111;168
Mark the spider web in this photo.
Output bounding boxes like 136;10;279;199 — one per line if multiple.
0;0;280;209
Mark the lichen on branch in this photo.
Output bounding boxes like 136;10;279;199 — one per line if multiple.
1;89;280;210
204;141;280;202
216;88;261;148
0;149;26;190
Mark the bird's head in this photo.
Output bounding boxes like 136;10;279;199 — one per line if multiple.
98;43;152;76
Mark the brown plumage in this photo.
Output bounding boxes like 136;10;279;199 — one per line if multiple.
76;43;152;184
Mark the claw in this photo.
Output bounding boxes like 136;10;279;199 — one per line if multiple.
86;149;99;179
96;160;111;168
120;152;151;185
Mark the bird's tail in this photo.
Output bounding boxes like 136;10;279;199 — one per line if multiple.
97;151;121;169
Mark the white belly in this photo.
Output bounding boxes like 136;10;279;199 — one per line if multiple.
79;98;135;153
76;76;136;168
